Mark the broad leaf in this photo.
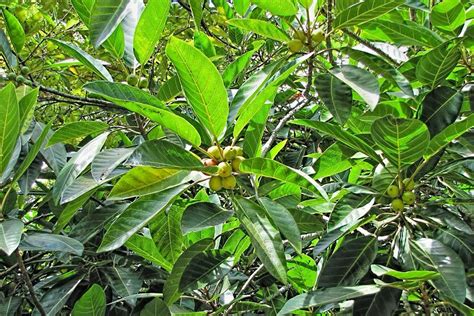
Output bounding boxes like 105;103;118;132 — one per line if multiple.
47;121;109;147
0;296;22;315
20;233;84;255
33;279;82;316
333;0;404;29
91;147;134;181
0;219;23;256
0;83;19;176
226;19;290;42
140;298;171;316
181;202;233;234
121;0;143;68
149;205;184;264
328;194;375;231
72;284;106;316
315;73;352;124
431;0;465;31
371;265;439;281
125;234;172;271
252;0;297;16
0;30;17;67
90;0;131;47
3;9;25;53
104;267;142;306
166;37;228;139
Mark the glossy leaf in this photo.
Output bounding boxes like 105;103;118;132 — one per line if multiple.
149;205;184;264
104;267;142;306
18;87;39;133
72;284;106;316
90;0;131;47
0;30;17;67
226;19;290;42
181;202;233;234
125;234;172;271
328;194;375;231
3;9;25;52
0;296;22;315
252;0;297;16
140;298;171;316
431;0;465;31
166;37;228;139
371;265;439;281
33;279;82;316
91;147;134;181
0;83;19;176
47;121;109;147
0;219;24;256
315;73;352;124
20;233;84;255
121;0;143;68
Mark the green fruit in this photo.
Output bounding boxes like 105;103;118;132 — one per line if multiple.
294;30;306;42
223;146;237;160
311;29;325;44
402;191;415;205
217;162;232;177
207;145;223;160
403;178;415;191
7;72;16;81
222;175;236;189
127;74;139;86
16;75;25;83
21;66;30;75
288;39;303;53
138;77;148;89
15;8;28;23
209;176;223;191
387;185;399;198
232;156;245;172
32;12;43;22
234;146;243;156
391;198;404;212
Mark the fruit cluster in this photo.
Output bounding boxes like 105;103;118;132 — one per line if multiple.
126;74;148;89
387;178;416;212
203;145;245;191
288;28;325;53
5;66;31;84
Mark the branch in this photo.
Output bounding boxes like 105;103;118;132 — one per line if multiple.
325;0;335;65
16;249;46;316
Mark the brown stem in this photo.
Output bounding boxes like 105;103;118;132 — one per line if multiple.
16;249;46;316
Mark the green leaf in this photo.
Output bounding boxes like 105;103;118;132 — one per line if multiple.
315;73;353;124
125;234;172;272
260;198;302;253
109;166;192;199
47;121;109;147
290;119;381;163
194;31;216;57
251;0;297;16
431;0;465;32
0;296;22;315
361;19;443;47
0;83;19;176
54;190;95;233
98;184;188;252
166;37;228;139
328;194;375;231
72;284;106;316
424;114;474;159
149;205;184;264
84;81;201;145
157;75;181;102
412;238;466;303
333;0;405;29
33;123;67;174
189;0;203;29
287;254;317;292
91;147;134;181
240;157;328;199
163;238;213;305
330;65;379;110
318;236;378;287
104;267;142;306
222;42;263;88
52;133;109;204
140;298;171;316
181;202;234;234
312;143;355;179
50;39;113;81
2;9;25;53
0;30;17;67
134;0;170;64
20;233;84;255
371;265;440;281
0;219;24;256
277;285;381;315
18;87;39;133
33;279;82;316
226;19;290;42
233;197;287;283
420;86;463;136
243;103;271;158
416;40;461;89
121;0;142;68
90;0;130;47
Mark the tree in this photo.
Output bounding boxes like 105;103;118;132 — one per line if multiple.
0;0;473;314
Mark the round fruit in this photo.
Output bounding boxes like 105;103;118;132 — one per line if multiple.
209;176;223;191
234;146;243;156
32;12;43;22
21;66;30;75
293;30;306;42
288;39;304;53
16;75;25;83
311;29;325;44
127;74;139;86
402;191;415;205
15;8;28;22
223;146;237;160
138;77;148;89
207;145;223;160
7;72;16;81
202;158;218;167
217;162;232;177
391;198;404;212
232;156;245;172
403;178;415;191
387;185;399;198
222;175;236;189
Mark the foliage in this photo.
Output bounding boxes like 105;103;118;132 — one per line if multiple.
0;0;473;315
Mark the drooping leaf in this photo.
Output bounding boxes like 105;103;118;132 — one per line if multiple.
226;19;290;42
134;0;170;64
0;29;17;67
121;0;143;68
315;73;353;124
277;285;381;315
91;147;135;181
181;202;233;234
166;37;228;139
47;121;109;147
0;83;19;176
20;233;84;255
333;0;405;29
90;0;131;47
2;9;25;53
72;284;106;316
0;219;24;256
50;39;113;81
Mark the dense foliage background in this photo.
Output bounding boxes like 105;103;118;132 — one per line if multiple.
0;0;473;315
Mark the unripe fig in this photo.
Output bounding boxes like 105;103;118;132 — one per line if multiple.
311;28;325;44
234;146;243;156
402;191;415;205
387;185;399;198
232;156;245;172
288;39;303;53
209;176;223;191
127;74;139;86
16;75;25;83
403;178;415;191
21;66;30;75
202;158;218;166
222;175;236;189
391;198;404;212
293;30;306;42
7;72;16;81
217;162;232;177
207;145;223;160
223;146;237;160
138;77;148;89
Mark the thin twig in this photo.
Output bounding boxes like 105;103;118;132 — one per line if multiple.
16;249;46;316
325;0;335;65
